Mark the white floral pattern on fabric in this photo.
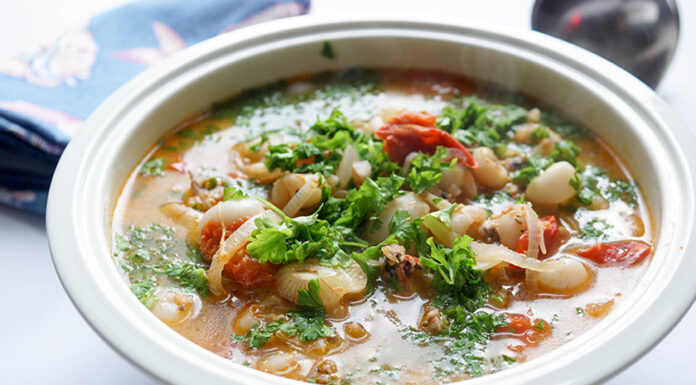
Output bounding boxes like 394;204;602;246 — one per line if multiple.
0;27;97;88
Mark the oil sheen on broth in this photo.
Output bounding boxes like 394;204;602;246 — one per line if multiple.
111;69;652;384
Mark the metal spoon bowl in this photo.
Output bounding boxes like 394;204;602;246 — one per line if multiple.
532;0;680;89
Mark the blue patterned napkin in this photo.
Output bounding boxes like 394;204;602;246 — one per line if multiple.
0;0;310;214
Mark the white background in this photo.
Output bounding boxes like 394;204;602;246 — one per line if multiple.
1;0;695;384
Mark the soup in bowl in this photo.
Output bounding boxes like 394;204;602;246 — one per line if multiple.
47;17;696;385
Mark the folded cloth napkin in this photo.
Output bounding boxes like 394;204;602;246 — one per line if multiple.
0;0;310;214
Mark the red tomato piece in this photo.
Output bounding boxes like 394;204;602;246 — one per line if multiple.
375;111;477;168
199;219;247;259
515;216;560;260
296;156;315;167
495;313;552;352
387;111;438;127
223;252;277;288
575;241;651;266
200;219;277;288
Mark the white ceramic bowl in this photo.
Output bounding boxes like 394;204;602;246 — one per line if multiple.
47;16;696;385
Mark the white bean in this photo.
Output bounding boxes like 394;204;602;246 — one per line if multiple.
526;161;577;205
489;204;527;249
452;205;488;236
258;352;299;375
472;147;509;189
437;164;477;199
434;204;488;247
367;192;430;244
535;257;591;293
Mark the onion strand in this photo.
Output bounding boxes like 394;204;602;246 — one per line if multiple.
207;211;266;296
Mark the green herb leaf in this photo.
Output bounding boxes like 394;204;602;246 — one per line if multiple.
296;279;327;318
130;278;157;308
406;147;456;193
320;40;336;59
140;157;165;176
580;217;612;240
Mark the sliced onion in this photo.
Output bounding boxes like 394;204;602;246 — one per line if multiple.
198;198;264;236
420;192;453;211
275;260;367;315
524;204;541;259
336;145;359;188
402;151;419;175
470;241;564;272
282;182;313;217
160;202;202;243
525;270;539;291
207;211;266;296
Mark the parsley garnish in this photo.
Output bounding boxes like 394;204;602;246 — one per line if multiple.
550;140;581;166
581;217;611;240
320;40;336;59
114;224;210;306
406;147;456;193
529;126;550;144
569;166;637;207
246;198;359;267
437;97;527;151
232;279;336;348
139;157;165;176
130;278;157;308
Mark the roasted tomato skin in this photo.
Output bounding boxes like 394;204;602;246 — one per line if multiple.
375;111;477;168
575;241;651;266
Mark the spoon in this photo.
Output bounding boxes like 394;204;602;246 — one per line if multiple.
531;0;680;89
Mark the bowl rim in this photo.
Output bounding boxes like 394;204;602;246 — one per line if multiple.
46;15;696;385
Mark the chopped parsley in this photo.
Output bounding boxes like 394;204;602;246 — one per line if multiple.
139;157;165;176
550;140;581;166
246;198;360;268
115;224;210;307
511;153;554;187
581;217;612;240
232;279;336;348
529;126;550;144
130;278;157;308
406;147;456;193
437;97;527;152
569;166;638;207
321;40;336;59
402;235;506;376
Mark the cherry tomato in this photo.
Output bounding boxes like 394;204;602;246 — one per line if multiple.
375;111;477;168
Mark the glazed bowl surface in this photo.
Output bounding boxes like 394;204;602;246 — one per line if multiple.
47;16;696;385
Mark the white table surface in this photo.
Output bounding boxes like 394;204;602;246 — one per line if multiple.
1;0;695;384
